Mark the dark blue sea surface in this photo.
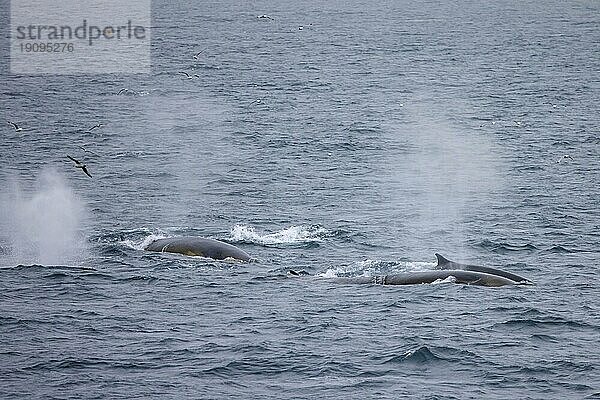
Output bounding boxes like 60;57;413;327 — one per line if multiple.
1;0;599;398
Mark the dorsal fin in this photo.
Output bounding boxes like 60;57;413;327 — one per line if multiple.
435;253;452;267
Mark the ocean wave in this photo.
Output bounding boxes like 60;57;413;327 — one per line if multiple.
117;275;162;283
377;346;443;365
201;358;295;377
42;271;74;280
0;264;97;272
0;316;50;328
397;346;442;364
229;224;331;247
249;275;288;283
542;245;577;254
530;334;560;343
477;239;538;253
375;345;483;366
21;357;157;371
37;269;113;282
494;316;597;331
501;359;594;375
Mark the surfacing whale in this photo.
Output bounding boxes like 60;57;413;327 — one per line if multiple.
334;269;521;287
300;254;532;287
145;236;251;261
434;253;530;284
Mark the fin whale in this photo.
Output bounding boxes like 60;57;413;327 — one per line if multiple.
145;237;251;261
434;253;530;284
333;269;522;287
292;254;532;287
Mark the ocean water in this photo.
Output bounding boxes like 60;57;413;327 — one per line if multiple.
1;0;599;398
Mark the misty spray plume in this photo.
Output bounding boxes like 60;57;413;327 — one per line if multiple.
0;169;88;266
388;100;506;258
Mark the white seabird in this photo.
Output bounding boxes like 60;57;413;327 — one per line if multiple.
556;155;574;163
79;144;101;157
7;120;23;132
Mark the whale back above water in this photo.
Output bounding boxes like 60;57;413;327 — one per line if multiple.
317;254;533;287
334;269;521;287
435;253;530;284
145;237;251;261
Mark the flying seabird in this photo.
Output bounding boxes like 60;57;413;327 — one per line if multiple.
479;120;500;128
180;71;200;79
248;98;264;106
87;123;104;132
117;88;140;96
247;90;271;107
7;120;23;132
193;48;207;59
257;14;274;20
78;144;101;157
67;155;92;178
557;155;574;163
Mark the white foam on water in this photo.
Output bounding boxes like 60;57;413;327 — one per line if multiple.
121;233;168;251
431;275;457;285
230;224;329;245
319;259;437;278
